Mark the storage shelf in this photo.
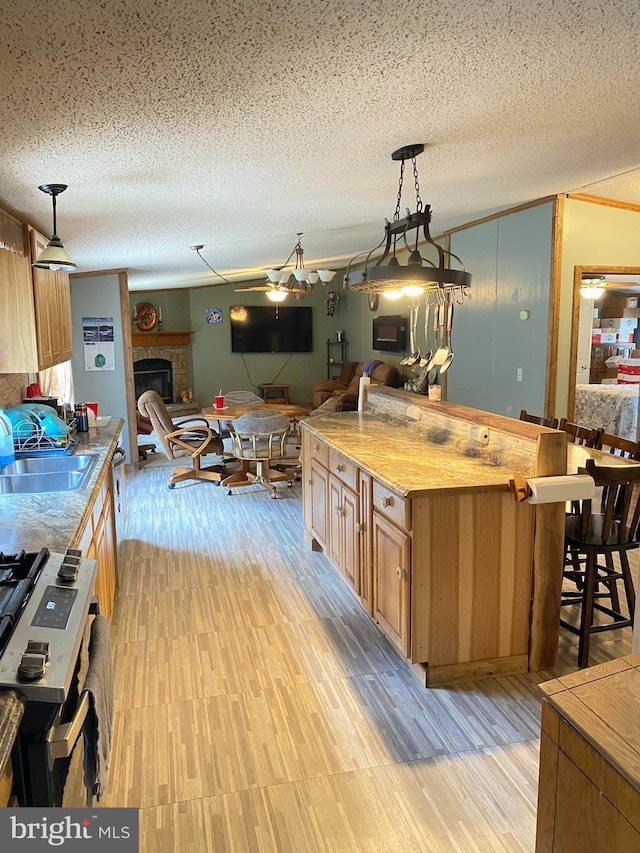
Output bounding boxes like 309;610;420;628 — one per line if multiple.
327;339;348;379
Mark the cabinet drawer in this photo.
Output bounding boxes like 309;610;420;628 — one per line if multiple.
373;480;411;531
328;448;358;491
308;437;329;467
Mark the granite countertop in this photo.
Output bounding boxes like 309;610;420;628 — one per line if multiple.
302;412;517;498
0;419;124;554
0;689;26;790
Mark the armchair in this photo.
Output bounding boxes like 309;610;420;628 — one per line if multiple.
312;360;400;412
137;390;225;489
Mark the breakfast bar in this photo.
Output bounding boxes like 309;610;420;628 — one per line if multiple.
301;386;568;686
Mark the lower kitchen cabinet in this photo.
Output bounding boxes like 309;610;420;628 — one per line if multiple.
372;510;411;657
77;467;118;619
329;476;360;595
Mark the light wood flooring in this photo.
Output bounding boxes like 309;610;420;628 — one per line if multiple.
102;458;635;852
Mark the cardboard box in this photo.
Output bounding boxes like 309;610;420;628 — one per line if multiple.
591;332;602;343
617;334;635;343
617;359;640;384
600;317;638;329
592;319;601;328
600;308;640;318
600;332;617;343
627;297;638;308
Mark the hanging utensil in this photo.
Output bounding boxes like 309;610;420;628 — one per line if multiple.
401;303;420;366
424;290;448;373
419;297;432;367
439;296;455;374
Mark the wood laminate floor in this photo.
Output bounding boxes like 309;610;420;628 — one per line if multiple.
102;459;635;851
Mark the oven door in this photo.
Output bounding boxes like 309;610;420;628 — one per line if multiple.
13;613;94;807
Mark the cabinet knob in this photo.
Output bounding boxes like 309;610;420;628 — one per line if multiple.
336;464;344;473
355;523;363;533
335;505;344;516
396;566;405;581
313;444;319;452
306;479;312;487
382;496;391;508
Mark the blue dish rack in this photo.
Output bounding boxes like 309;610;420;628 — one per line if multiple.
14;420;79;458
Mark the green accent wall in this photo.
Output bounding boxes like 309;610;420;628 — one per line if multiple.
446;202;553;416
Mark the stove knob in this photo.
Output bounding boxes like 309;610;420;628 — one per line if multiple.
18;652;47;681
25;640;50;661
57;562;78;582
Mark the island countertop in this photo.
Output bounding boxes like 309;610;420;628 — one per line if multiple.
0;418;124;555
302;411;524;498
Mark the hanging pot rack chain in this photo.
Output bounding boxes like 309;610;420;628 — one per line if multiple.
344;143;471;295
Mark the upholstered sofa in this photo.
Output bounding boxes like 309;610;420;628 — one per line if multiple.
312;359;400;412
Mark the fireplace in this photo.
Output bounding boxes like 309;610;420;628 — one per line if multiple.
134;357;173;403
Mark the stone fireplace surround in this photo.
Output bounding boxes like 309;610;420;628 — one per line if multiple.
131;340;192;405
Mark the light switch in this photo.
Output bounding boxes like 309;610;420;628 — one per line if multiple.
517;368;523;381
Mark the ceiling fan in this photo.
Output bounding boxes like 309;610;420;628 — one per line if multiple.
234;283;273;292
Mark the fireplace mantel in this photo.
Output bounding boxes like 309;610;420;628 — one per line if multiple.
131;330;193;346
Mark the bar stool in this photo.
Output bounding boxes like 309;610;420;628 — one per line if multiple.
562;458;640;668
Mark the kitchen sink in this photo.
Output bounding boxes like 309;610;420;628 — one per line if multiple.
0;453;98;494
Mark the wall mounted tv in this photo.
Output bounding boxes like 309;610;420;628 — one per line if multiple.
229;305;313;353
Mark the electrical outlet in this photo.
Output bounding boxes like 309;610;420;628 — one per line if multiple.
517;368;523;382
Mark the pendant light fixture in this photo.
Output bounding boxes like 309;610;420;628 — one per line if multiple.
344;145;471;298
32;184;78;272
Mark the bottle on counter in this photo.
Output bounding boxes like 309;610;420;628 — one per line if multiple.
74;403;89;433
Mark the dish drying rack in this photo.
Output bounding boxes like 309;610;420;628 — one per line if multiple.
14;419;79;458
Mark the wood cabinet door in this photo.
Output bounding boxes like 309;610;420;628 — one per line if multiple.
340;483;360;595
359;473;373;615
373;511;411;657
29;228;73;369
328;477;342;567
310;460;329;549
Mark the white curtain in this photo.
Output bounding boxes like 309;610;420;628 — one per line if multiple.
38;360;75;407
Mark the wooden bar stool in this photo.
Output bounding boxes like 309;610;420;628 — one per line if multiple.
562;458;640;668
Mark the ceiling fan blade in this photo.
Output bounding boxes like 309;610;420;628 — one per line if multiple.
234;285;272;292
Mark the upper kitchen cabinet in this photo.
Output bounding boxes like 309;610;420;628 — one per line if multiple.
28;227;73;369
0;219;73;373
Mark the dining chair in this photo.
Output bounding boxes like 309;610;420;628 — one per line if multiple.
562;458;640;668
558;418;602;448
595;432;640;459
137;390;226;489
226;409;294;498
519;409;559;429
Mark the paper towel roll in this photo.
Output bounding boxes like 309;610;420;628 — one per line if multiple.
357;375;371;412
525;474;595;505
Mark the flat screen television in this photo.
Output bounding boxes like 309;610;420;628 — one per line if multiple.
230;305;313;353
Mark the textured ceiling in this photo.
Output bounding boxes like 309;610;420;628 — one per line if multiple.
1;0;639;291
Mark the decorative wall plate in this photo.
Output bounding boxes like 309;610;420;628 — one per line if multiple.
135;301;158;331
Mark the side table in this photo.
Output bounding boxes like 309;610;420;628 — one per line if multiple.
261;384;289;404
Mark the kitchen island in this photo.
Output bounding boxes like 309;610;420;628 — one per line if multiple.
301;386;567;685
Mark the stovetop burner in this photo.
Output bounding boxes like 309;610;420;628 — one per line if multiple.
0;548;49;655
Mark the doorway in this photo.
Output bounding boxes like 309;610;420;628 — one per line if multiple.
568;265;640;420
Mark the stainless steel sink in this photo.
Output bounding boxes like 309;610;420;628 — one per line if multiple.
0;453;98;494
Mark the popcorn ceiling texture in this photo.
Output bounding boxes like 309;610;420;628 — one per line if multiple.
0;0;639;290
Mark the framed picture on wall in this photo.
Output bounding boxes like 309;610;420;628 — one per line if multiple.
206;308;223;324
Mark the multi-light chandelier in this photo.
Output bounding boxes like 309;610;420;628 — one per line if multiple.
343;144;471;301
191;234;335;302
264;233;335;302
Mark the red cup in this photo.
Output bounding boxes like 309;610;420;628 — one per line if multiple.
214;395;224;409
86;402;99;419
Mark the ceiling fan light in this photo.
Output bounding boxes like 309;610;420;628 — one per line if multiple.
306;271;319;284
266;269;282;283
267;288;288;302
293;268;308;282
318;269;336;283
279;271;291;285
33;237;78;272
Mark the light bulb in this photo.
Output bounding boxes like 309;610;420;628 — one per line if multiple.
383;289;403;300
401;285;424;297
267;289;288;302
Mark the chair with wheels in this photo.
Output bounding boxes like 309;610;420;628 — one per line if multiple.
225;409;294;498
137;390;225;489
519;409;559;429
562;458;640;667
